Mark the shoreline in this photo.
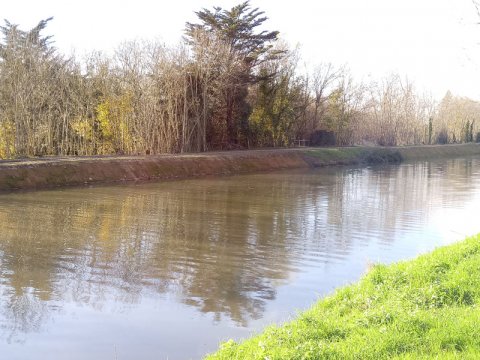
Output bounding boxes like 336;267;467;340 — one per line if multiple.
1;143;479;192
206;233;480;359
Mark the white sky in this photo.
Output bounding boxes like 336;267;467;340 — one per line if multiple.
2;0;480;100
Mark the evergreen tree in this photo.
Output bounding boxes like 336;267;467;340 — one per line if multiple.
0;18;78;156
186;1;280;67
185;1;283;147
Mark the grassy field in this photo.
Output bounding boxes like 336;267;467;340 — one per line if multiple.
206;234;480;359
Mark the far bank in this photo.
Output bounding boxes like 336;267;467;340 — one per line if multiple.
0;143;479;192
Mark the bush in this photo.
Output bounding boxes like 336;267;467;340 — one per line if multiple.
310;130;336;146
436;130;449;144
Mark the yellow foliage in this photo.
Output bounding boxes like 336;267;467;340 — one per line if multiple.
0;121;15;159
96;100;113;140
95;94;134;153
71;118;94;141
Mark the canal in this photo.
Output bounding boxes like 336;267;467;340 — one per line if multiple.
1;156;480;359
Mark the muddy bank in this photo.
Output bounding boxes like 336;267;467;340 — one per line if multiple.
0;144;479;191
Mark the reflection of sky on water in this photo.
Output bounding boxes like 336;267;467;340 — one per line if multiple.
3;296;251;360
430;199;480;243
0;156;480;359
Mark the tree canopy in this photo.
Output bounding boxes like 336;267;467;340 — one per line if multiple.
0;17;54;59
185;1;280;66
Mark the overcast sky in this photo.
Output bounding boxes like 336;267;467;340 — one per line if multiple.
3;0;480;100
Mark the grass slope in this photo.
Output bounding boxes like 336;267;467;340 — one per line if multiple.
302;147;403;165
206;234;480;359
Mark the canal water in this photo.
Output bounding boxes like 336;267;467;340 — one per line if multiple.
0;156;480;359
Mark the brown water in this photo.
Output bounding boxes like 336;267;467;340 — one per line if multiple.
1;157;480;359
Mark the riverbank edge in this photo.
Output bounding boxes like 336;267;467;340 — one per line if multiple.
206;233;480;359
0;143;479;191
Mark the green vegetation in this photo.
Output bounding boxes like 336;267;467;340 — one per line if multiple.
303;147;403;165
207;233;480;359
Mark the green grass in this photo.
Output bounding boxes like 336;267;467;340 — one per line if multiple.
303;147;403;165
206;234;480;359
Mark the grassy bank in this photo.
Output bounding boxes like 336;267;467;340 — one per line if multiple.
302;143;480;166
207;233;480;359
302;147;403;166
1;143;479;191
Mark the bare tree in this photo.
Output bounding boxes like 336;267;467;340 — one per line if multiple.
310;63;342;132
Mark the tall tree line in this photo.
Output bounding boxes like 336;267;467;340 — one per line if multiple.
0;2;479;159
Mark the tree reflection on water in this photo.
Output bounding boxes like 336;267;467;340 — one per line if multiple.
0;157;478;343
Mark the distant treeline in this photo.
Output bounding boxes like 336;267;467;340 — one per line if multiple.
0;1;479;158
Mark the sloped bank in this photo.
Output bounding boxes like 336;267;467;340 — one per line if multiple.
0;143;479;192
